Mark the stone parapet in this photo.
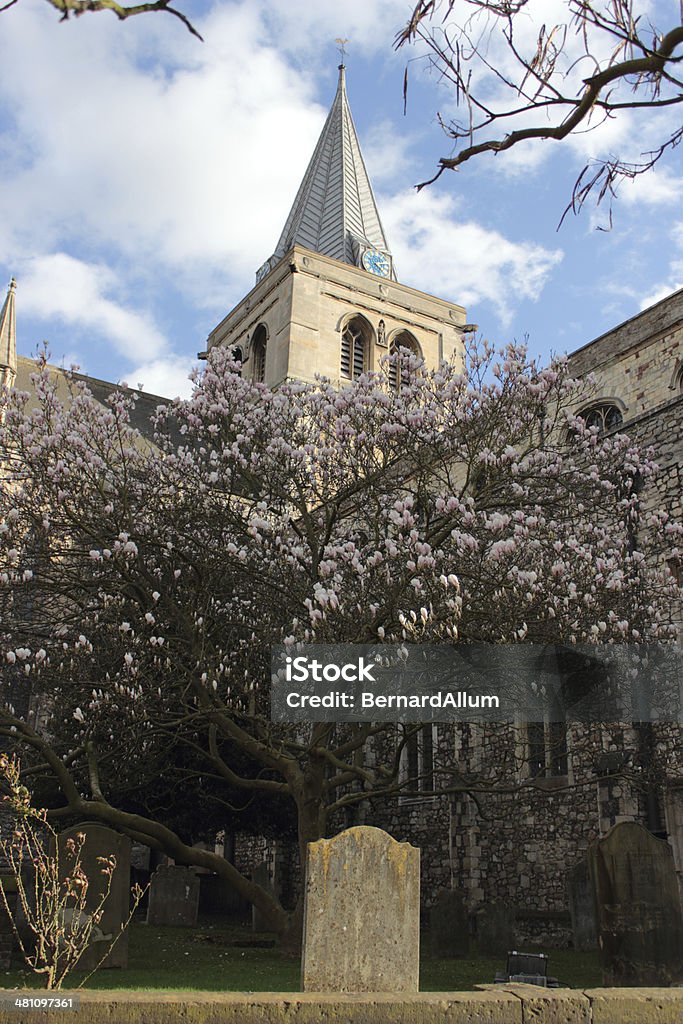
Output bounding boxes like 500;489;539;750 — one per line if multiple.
0;988;681;1024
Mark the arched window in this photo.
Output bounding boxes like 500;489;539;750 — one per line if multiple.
231;345;243;377
577;403;623;434
388;331;422;391
251;325;267;384
340;316;369;380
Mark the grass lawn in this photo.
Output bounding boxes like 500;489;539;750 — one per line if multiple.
0;920;603;992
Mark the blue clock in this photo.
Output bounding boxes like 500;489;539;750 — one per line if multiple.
362;249;391;277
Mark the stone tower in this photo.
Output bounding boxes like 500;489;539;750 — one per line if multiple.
205;66;467;384
0;278;17;390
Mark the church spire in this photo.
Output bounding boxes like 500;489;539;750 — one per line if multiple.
0;277;17;389
256;64;396;283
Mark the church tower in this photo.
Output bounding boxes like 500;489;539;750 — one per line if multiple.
0;278;17;390
205;66;466;384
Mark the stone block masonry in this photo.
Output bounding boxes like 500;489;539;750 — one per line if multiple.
0;988;681;1024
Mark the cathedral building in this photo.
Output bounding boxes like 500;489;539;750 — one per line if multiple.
202;65;466;387
1;63;681;946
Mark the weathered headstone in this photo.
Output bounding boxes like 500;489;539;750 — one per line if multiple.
0;878;16;970
302;826;420;992
251;861;275;932
130;843;151;872
199;874;251;920
588;821;683;985
429;888;469;957
146;865;200;927
57;823;131;970
567;859;597;951
476;900;516;956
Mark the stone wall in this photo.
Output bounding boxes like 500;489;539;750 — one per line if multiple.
0;988;681;1024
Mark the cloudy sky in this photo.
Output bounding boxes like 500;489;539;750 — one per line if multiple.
0;0;680;397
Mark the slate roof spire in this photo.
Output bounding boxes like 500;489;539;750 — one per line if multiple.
0;277;17;388
256;64;396;282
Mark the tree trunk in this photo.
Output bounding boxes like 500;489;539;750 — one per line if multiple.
278;761;327;956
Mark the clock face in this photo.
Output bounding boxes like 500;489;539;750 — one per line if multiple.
362;249;391;278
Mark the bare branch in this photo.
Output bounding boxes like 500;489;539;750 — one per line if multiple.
36;0;202;39
397;1;683;214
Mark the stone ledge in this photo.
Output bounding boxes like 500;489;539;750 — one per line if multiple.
0;990;522;1024
0;988;680;1024
479;984;591;1023
585;988;683;1024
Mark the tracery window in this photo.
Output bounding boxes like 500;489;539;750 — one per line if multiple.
577;403;623;434
251;325;267;384
387;331;422;391
340;317;369;380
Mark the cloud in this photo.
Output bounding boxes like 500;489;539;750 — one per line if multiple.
382;189;562;324
0;3;325;296
126;354;196;400
257;0;412;59
17;253;168;363
638;220;683;310
619;169;683;208
363;119;415;186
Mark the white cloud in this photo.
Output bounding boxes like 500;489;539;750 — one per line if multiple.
639;280;683;311
619;170;683;208
363;119;415;185
382;189;562;324
127;355;196;400
0;3;325;295
17;253;168;363
638;220;683;310
257;0;413;59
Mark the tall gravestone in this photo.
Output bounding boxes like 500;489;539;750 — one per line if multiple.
251;862;276;932
476;900;516;956
430;888;469;957
567;859;597;951
302;826;420;992
57;823;131;970
588;821;683;985
146;865;200;927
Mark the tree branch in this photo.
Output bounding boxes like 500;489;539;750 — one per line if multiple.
42;0;202;39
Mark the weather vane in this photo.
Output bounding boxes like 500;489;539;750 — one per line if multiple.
335;38;348;63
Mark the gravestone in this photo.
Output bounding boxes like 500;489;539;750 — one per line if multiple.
588;821;683;985
567;859;597;951
199;874;251;920
251;862;275;932
146;865;200;927
0;878;16;970
302;826;420;992
130;843;151;873
429;888;469;957
476;900;516;956
57;823;131;970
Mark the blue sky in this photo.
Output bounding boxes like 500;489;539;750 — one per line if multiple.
0;0;680;397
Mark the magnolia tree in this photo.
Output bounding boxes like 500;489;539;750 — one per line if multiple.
0;343;680;948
